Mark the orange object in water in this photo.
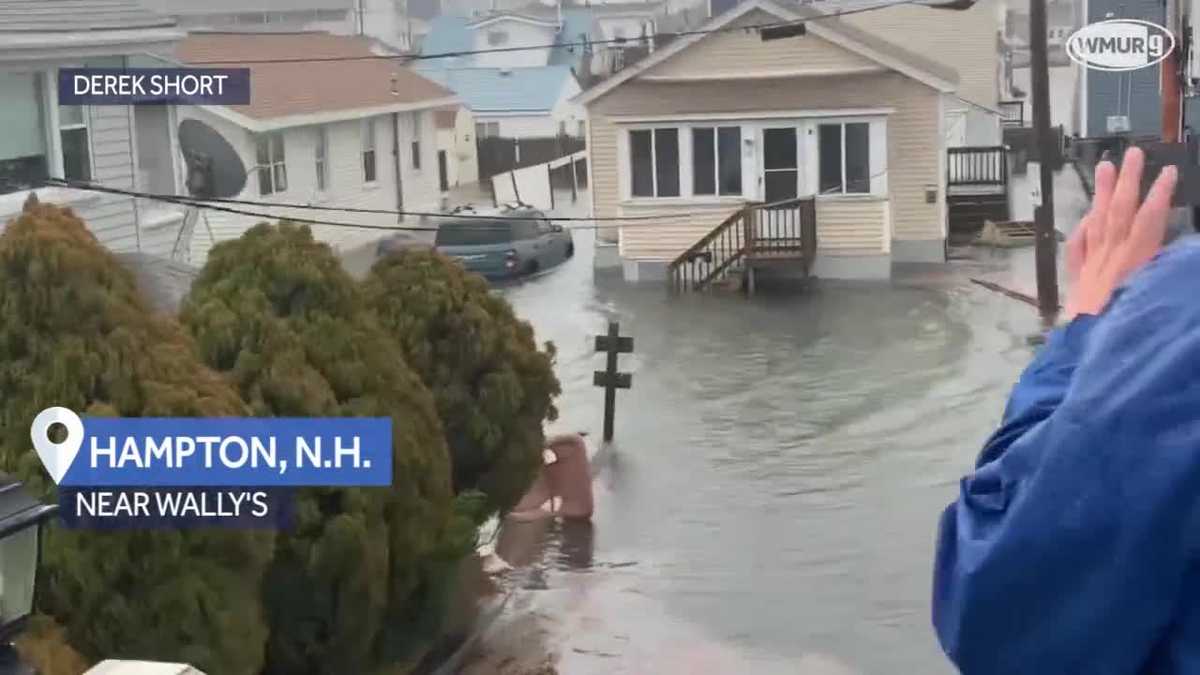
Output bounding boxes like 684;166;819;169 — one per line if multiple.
508;433;593;521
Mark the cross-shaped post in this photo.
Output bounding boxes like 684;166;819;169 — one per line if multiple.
593;321;633;442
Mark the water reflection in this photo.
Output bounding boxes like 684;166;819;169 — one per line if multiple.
472;210;1048;673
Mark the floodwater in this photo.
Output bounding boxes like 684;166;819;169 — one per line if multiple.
471;207;1058;674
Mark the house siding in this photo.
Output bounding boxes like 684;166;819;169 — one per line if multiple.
648;17;879;76
842;0;1002;111
177;107;441;265
590;74;941;263
76;104;140;252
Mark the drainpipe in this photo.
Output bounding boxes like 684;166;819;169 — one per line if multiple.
392;112;405;223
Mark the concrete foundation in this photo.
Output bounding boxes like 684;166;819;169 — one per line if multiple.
811;253;891;280
891;239;946;264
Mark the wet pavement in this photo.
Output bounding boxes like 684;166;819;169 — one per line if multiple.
466;213;1064;673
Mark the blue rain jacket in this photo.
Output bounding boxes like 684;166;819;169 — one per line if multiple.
934;236;1200;674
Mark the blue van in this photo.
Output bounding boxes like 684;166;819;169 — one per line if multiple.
428;206;574;280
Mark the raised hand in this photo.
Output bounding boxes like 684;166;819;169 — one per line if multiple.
1064;147;1178;320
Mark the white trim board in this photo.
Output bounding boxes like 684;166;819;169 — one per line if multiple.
607;107;895;123
201;96;462;133
574;0;957;107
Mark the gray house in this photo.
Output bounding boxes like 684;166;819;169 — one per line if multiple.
1079;0;1165;136
0;1;189;255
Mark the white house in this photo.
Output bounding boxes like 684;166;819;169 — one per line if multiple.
0;0;187;252
139;0;418;51
434;106;481;190
418;65;585;138
175;32;458;263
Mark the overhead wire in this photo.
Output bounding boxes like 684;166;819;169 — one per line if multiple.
183;0;926;66
40;170;889;232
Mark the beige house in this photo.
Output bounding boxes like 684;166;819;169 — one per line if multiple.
578;0;963;282
434;106;480;193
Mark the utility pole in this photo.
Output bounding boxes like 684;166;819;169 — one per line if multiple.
1029;0;1059;324
1164;0;1183;142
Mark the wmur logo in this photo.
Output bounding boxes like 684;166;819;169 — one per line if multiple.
1066;19;1175;72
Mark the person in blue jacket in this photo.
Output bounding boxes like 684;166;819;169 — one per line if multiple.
932;146;1199;674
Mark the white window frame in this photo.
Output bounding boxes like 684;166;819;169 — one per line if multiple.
57;104;93;182
361;118;377;184
690;125;742;197
475;121;500;139
626;126;683;199
811;116;887;199
255;131;287;196
314;125;329;193
410;112;422;170
619;123;748;203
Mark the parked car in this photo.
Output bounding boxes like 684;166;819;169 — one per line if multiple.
378;205;574;280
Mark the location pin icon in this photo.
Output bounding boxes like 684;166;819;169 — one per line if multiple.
30;407;84;485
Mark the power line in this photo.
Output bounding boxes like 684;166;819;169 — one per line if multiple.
39;176;700;220
43;171;887;229
184;0;923;66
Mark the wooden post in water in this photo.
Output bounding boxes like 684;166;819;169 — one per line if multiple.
593;322;633;442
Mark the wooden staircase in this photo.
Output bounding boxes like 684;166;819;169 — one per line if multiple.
668;197;817;295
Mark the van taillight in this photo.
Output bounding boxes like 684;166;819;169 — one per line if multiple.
505;249;518;268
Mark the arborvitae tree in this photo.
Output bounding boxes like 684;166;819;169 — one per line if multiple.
0;201;272;674
179;223;467;674
362;249;560;519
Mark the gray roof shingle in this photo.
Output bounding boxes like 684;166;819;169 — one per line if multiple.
0;0;175;32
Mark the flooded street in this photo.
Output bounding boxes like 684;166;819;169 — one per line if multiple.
470;214;1051;674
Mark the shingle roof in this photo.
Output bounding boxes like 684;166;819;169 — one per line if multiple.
0;0;175;32
177;33;455;120
415;65;576;114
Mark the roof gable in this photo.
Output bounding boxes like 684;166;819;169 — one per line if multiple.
576;0;958;105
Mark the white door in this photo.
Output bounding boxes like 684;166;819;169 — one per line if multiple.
759;125;806;203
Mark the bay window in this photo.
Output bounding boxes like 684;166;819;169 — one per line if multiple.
0;73;49;195
818;121;871;195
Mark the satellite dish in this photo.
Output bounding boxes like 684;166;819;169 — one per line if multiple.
178;118;247;199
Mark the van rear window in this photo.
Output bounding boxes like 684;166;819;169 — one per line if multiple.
434;219;513;246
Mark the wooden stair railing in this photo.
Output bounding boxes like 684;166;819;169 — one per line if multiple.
667;197;816;294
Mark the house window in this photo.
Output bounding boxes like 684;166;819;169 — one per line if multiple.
577;120;586;138
314;126;329;192
629;128;679;197
475;121;500;139
362;119;377;183
58;105;91;182
411;112;422;170
487;30;508;46
558;121;567;137
692;126;741;196
0;73;49;195
818;122;870;194
256;132;287;196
